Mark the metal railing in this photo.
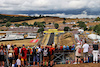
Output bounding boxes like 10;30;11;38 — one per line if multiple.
4;49;74;67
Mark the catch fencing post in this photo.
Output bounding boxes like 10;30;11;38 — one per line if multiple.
40;53;42;66
28;54;30;66
6;48;9;67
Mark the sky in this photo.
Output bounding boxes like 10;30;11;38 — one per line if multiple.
0;0;100;18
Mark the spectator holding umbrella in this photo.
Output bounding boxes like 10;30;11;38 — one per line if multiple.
92;41;99;63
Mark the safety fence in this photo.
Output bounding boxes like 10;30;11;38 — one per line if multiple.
4;49;75;67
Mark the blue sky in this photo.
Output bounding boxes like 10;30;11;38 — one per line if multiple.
0;0;100;18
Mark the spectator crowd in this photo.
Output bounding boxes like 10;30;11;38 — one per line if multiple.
0;43;75;67
0;41;100;67
74;40;100;64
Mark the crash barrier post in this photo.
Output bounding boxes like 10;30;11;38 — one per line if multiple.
53;50;74;64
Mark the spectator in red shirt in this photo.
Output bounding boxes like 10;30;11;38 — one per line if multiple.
60;45;63;50
14;45;19;61
49;45;55;67
20;45;27;67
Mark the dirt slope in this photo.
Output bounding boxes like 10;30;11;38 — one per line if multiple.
53;63;100;67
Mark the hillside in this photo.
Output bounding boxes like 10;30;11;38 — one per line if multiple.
1;14;100;28
12;17;95;25
59;32;76;46
0;14;43;24
12;17;64;24
1;14;29;17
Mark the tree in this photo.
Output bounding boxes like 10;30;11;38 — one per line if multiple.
14;24;21;27
93;24;100;35
39;15;42;18
72;25;76;27
29;24;33;27
37;27;44;33
34;22;45;27
22;22;28;26
6;22;11;27
41;21;46;24
34;22;37;26
95;17;100;21
37;22;44;27
64;27;70;31
78;21;87;30
63;21;66;24
64;18;66;20
88;26;93;31
48;22;51;24
54;23;59;29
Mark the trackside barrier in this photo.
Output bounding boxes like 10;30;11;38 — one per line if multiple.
53;50;74;63
5;49;74;66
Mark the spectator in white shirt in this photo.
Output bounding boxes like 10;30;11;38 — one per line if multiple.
7;43;11;49
82;41;89;63
16;55;21;67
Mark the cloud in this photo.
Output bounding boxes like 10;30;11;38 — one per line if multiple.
32;11;100;18
0;0;100;11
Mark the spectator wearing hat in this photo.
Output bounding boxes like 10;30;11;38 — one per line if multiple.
20;45;27;67
74;42;82;64
92;41;99;63
82;41;89;63
32;45;41;67
37;45;42;66
27;46;31;66
43;46;49;67
63;45;66;50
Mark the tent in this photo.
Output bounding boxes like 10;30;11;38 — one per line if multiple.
74;34;79;41
78;29;84;32
88;34;98;40
97;36;100;40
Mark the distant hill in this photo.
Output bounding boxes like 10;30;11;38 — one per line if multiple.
11;17;95;25
0;14;96;25
0;14;44;24
1;14;29;17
